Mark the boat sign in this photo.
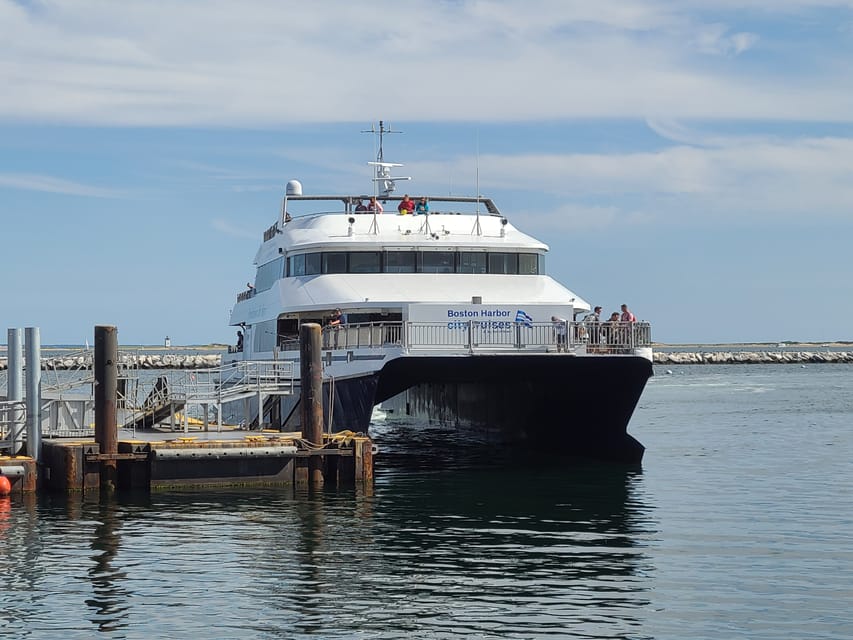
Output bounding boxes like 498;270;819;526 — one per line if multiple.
406;303;575;329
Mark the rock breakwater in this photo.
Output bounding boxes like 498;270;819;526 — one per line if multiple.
2;351;851;370
0;353;223;370
654;351;853;365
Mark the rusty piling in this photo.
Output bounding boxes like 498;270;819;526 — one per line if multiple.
94;325;118;492
299;323;324;485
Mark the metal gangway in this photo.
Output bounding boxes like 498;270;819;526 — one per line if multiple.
134;360;296;433
3;355;297;445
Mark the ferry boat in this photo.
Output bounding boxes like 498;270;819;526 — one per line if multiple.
226;123;653;462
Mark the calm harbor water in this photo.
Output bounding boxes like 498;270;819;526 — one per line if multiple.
1;363;852;639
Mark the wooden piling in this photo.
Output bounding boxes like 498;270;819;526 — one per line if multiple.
94;325;118;492
299;323;324;486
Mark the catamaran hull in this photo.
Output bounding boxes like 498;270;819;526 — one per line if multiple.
374;354;652;463
275;354;650;463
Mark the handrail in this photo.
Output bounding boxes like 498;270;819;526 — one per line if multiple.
304;320;652;354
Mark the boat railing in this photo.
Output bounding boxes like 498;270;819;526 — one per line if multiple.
318;322;402;351
315;320;651;354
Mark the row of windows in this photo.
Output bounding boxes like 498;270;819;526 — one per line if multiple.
285;251;542;277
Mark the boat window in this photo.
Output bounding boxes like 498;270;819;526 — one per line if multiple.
322;252;348;274
385;251;416;273
420;251;456;273
305;253;322;275
288;254;305;277
255;257;284;291
518;253;539;275
458;252;487;274
349;251;382;273
283;250;543;277
488;253;518;274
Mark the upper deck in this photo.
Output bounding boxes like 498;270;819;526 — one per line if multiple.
251;195;549;271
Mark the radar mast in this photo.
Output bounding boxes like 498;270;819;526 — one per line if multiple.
363;120;411;198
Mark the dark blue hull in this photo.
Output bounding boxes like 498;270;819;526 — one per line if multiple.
374;354;652;463
279;354;651;463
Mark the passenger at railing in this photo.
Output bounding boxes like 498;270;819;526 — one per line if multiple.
325;308;346;349
355;199;368;213
398;194;414;215
603;312;622;350
246;282;255;296
620;303;637;323
584;306;602;350
368;196;383;213
415;197;429;215
326;308;346;326
551;316;568;352
236;330;243;352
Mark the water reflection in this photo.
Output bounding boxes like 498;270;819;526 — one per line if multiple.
85;496;131;634
0;423;658;639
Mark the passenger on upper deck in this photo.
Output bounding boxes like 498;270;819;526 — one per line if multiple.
368;196;383;213
398;195;414;215
355;199;368;213
620;304;636;323
415;197;429;215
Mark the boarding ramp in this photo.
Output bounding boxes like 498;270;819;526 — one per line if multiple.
9;356;296;440
121;360;296;434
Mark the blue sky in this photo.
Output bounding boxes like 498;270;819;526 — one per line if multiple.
2;0;853;346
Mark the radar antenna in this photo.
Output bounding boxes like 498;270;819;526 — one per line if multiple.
363;120;411;198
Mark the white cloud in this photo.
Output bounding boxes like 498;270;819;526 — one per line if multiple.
0;172;121;197
408;128;853;231
211;217;257;239
1;1;852;124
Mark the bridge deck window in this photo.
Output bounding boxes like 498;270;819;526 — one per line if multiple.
285;250;541;277
420;251;456;273
322;252;348;274
488;252;518;275
385;251;416;273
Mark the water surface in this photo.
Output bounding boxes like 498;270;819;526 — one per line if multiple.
1;363;851;639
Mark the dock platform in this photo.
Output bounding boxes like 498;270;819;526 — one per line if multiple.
0;429;373;494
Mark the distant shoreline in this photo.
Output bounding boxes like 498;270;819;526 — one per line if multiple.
655;342;852;349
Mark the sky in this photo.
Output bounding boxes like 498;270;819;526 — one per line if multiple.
2;0;853;346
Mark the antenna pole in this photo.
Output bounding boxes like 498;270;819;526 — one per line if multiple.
472;130;483;236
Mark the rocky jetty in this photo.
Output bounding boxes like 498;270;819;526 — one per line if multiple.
0;353;223;371
653;351;853;365
2;350;852;370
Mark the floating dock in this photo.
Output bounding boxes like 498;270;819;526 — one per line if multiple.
1;324;373;494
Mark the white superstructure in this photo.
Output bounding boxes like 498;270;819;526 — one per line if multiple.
224;124;653;462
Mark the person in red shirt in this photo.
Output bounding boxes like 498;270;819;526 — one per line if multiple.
620;304;636;322
398;194;414;214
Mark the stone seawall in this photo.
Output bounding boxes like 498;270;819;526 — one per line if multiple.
654;351;853;365
0;353;223;370
2;351;852;370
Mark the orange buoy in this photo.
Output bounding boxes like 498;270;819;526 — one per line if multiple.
0;475;11;496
